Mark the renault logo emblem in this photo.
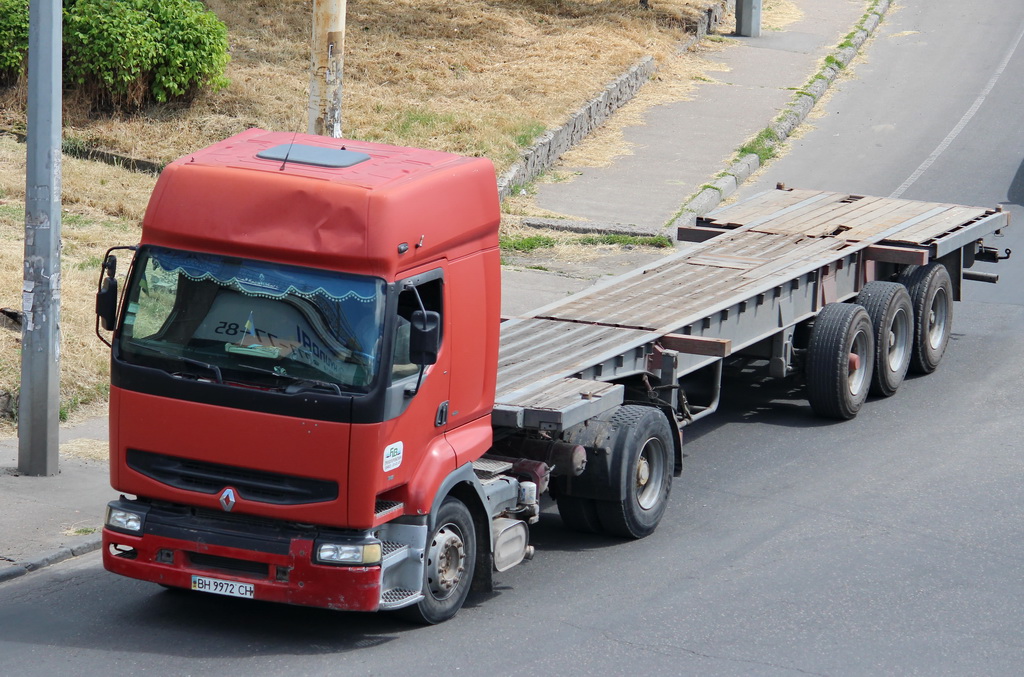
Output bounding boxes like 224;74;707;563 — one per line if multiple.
219;488;237;512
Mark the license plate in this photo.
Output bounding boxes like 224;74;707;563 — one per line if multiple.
191;575;255;599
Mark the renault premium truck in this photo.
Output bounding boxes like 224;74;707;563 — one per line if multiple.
95;129;1009;623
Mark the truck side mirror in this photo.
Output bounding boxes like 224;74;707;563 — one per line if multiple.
408;310;440;365
96;275;118;331
95;254;119;340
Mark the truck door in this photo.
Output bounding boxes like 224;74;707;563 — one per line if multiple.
351;271;456;517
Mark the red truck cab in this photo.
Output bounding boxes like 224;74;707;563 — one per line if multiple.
100;129;513;622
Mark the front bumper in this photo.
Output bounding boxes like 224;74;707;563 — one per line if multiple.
102;500;382;612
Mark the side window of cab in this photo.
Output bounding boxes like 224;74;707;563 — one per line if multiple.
391;278;443;383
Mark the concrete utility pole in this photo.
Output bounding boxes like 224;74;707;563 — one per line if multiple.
735;0;763;38
309;0;346;138
19;0;63;476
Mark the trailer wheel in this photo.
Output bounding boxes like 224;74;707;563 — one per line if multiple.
400;497;476;625
899;263;953;374
595;405;673;539
806;303;874;420
556;495;603;534
856;282;914;397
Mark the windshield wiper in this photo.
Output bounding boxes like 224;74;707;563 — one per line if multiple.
128;342;223;383
284;379;343;396
234;362;344;396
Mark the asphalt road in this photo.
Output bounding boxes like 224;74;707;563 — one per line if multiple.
3;0;1023;674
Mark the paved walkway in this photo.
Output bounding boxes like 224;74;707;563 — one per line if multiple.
534;0;868;230
0;0;882;583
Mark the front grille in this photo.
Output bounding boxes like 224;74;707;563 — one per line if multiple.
127;449;338;505
188;552;269;578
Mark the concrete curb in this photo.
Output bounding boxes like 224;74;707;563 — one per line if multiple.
518;216;667;237
673;0;892;227
0;129;165;174
0;534;102;584
497;0;733;202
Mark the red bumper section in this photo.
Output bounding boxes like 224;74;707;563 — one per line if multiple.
103;529;383;612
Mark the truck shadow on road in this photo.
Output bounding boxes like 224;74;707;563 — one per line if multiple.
682;365;840;446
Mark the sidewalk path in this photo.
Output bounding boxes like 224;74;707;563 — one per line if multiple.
534;0;869;230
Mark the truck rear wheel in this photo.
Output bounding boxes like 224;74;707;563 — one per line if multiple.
399;497;476;625
806;303;874;420
899;263;953;374
856;281;914;397
594;405;673;539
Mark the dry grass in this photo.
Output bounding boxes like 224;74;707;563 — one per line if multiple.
0;0;724;434
60;437;109;462
0;136;138;436
2;0;713;171
762;0;803;31
500;218;668;263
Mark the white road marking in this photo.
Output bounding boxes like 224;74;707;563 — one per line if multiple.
890;21;1024;199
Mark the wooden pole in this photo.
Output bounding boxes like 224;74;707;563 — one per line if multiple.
309;0;346;138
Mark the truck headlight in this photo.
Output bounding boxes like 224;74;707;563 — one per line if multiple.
315;542;382;565
106;507;143;533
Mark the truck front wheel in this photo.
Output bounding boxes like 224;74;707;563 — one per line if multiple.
400;497;476;625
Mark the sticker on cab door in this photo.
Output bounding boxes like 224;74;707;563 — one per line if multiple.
383;442;403;472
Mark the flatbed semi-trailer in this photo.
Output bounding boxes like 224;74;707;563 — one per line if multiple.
493;186;1009;428
94;131;1010;623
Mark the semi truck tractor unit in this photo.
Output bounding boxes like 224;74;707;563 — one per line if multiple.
95;129;1010;623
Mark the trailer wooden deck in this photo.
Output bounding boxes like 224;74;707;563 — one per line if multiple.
492;188;1008;431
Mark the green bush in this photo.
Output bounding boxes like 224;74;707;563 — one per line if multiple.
64;0;160;108
148;0;230;102
61;0;229;110
0;0;29;86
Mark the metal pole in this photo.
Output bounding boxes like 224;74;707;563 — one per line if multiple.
308;0;346;138
735;0;762;38
19;0;63;476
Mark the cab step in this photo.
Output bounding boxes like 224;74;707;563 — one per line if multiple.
381;541;410;568
379;587;424;610
472;457;512;479
374;500;404;520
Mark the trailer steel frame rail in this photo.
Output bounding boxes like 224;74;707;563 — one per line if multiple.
494;188;1009;431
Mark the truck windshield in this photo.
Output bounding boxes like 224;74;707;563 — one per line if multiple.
119;246;385;392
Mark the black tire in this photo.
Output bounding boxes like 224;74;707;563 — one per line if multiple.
593;405;673;539
806;303;875;420
856;281;914;397
899;263;953;374
399;497;476;625
556;495;603;534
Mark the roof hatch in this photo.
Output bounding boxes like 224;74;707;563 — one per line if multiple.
256;143;371;168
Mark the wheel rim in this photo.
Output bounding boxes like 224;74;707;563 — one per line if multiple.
848;328;870;395
635;436;667;511
425;522;466;601
887;306;911;371
927;288;949;350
